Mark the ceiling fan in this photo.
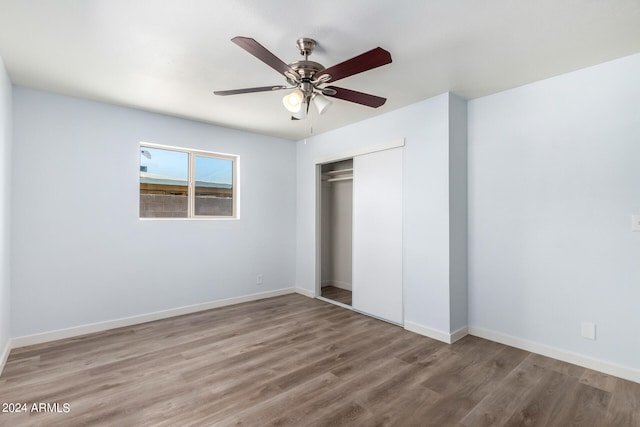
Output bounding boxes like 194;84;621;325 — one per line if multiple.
214;36;392;120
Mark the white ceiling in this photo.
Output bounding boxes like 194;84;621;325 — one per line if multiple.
1;0;639;141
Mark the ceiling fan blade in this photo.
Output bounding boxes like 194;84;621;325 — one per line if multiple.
214;85;288;96
320;47;392;83
231;36;296;77
324;86;387;108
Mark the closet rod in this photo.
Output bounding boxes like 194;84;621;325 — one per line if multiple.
326;176;353;182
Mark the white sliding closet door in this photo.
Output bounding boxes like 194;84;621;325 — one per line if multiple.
352;147;403;324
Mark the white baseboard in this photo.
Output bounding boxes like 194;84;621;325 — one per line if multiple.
469;326;640;384
404;321;468;344
450;326;470;343
0;339;11;377
295;287;315;298
12;288;297;349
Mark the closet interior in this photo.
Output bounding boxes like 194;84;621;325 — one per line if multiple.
320;159;353;306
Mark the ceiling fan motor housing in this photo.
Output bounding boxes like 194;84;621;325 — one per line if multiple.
290;60;324;78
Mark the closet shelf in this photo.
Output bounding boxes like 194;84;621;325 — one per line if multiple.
325;168;353;175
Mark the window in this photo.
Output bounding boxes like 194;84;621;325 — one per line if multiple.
139;143;238;219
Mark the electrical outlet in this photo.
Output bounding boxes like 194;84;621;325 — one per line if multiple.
632;215;640;232
581;321;596;340
256;274;263;285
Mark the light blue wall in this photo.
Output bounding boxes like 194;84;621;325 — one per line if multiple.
468;53;640;370
0;56;12;359
11;87;297;337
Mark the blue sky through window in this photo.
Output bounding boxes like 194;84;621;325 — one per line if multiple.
195;155;232;185
140;147;233;185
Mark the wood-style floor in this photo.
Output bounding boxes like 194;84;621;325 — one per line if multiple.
0;294;638;426
321;285;352;305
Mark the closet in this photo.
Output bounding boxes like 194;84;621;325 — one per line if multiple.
318;146;403;325
320;160;354;306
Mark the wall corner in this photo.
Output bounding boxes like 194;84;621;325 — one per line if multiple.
448;92;468;332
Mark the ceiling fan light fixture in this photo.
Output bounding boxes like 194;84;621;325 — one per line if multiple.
282;89;304;113
292;98;308;120
312;93;332;115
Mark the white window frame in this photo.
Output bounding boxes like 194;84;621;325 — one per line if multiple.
140;142;240;219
